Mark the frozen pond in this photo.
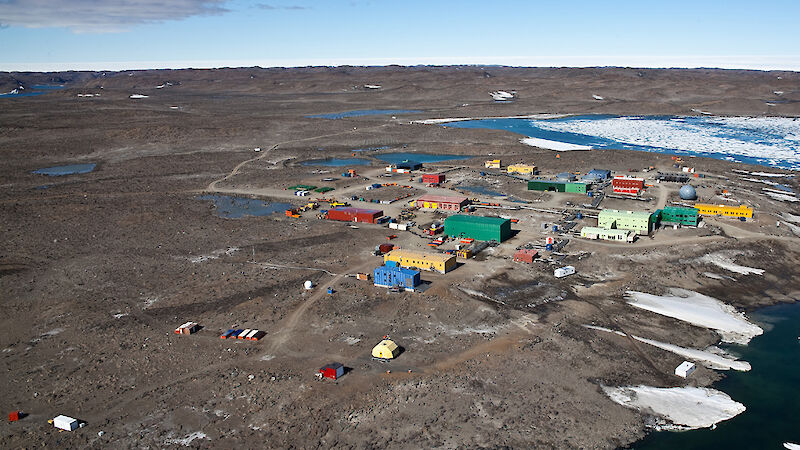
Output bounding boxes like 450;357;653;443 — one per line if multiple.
440;115;800;170
32;163;96;176
375;152;473;164
1;84;65;98
197;195;292;219
308;109;422;119
301;158;371;166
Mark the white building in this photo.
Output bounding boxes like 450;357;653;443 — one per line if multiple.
53;415;80;431
554;266;576;278
675;361;697;378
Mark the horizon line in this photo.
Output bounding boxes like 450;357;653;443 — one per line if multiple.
2;55;800;73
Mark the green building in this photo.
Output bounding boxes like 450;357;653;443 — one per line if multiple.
597;209;657;235
444;215;512;242
660;206;699;226
528;180;590;194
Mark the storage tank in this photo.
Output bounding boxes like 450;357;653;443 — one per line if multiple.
304;280;313;290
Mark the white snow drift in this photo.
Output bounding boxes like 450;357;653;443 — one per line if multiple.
520;137;592;151
603;385;746;430
625;289;763;344
698;253;765;275
584;325;751;371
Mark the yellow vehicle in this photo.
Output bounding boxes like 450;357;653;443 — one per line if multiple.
330;201;348;208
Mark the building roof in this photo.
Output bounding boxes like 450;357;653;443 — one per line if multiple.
374;339;398;351
375;265;420;276
321;362;344;370
514;249;538;255
444;215;510;226
598;209;653;219
385;249;454;263
663;205;697;213
416;194;468;204
330;207;383;215
508;163;535;168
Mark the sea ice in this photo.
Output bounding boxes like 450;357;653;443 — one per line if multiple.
625;289;763;344
603;385;745;430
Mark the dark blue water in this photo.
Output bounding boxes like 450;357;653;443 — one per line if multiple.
375;152;473;164
1;84;65;98
301;158;371;166
441;115;800;170
197;195;292;219
634;301;800;449
308;109;422;119
32;163;96;176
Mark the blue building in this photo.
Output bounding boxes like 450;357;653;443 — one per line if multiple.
582;169;612;181
373;265;421;291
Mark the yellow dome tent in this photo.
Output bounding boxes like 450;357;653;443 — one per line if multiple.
371;339;400;360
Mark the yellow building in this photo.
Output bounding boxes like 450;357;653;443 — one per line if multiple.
384;249;456;274
694;203;753;218
485;159;501;169
507;164;537;176
372;339;400;359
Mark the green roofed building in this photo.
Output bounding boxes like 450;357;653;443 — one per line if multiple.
528;180;590;194
444;215;512;242
597;209;657;235
660;206;699;226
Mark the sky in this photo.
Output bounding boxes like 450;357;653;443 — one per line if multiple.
0;0;799;72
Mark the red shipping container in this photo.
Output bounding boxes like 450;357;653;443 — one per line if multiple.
9;411;20;422
378;243;394;254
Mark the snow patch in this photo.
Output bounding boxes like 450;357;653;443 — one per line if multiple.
165;431;209;446
364;84;381;89
413;114;568;125
520;137;592;151
698;253;765;275
766;191;799;202
584;325;751;371
592;94;604;100
113;313;129;319
625;289;763;344
129;94;149;99
190;247;240;263
603;385;745;430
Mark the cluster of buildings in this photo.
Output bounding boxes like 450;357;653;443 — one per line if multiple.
484;159;538;176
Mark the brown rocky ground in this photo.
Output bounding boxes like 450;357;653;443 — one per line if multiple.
1;66;799;449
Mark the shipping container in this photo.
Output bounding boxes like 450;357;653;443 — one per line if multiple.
327;207;383;224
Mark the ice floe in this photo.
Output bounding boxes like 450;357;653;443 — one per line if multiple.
784;443;800;450
603;385;746;430
584;325;751;371
625;289;763;344
698;253;765;275
529;115;800;169
520;137;592;151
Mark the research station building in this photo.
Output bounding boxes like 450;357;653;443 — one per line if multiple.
413;194;469;211
528;180;590;194
444;215;512;242
597;209;657;235
383;249;456;274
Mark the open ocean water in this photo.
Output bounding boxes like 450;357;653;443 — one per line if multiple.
442;115;800;170
633;302;800;449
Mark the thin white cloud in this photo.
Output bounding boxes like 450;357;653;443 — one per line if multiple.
0;0;229;33
256;4;310;10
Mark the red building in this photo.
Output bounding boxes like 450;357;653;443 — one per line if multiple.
513;249;538;263
414;194;469;211
612;176;645;196
422;173;445;184
319;362;345;380
327;207;383;223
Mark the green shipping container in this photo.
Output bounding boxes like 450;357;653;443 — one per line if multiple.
565;182;589;194
444;215;512;242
